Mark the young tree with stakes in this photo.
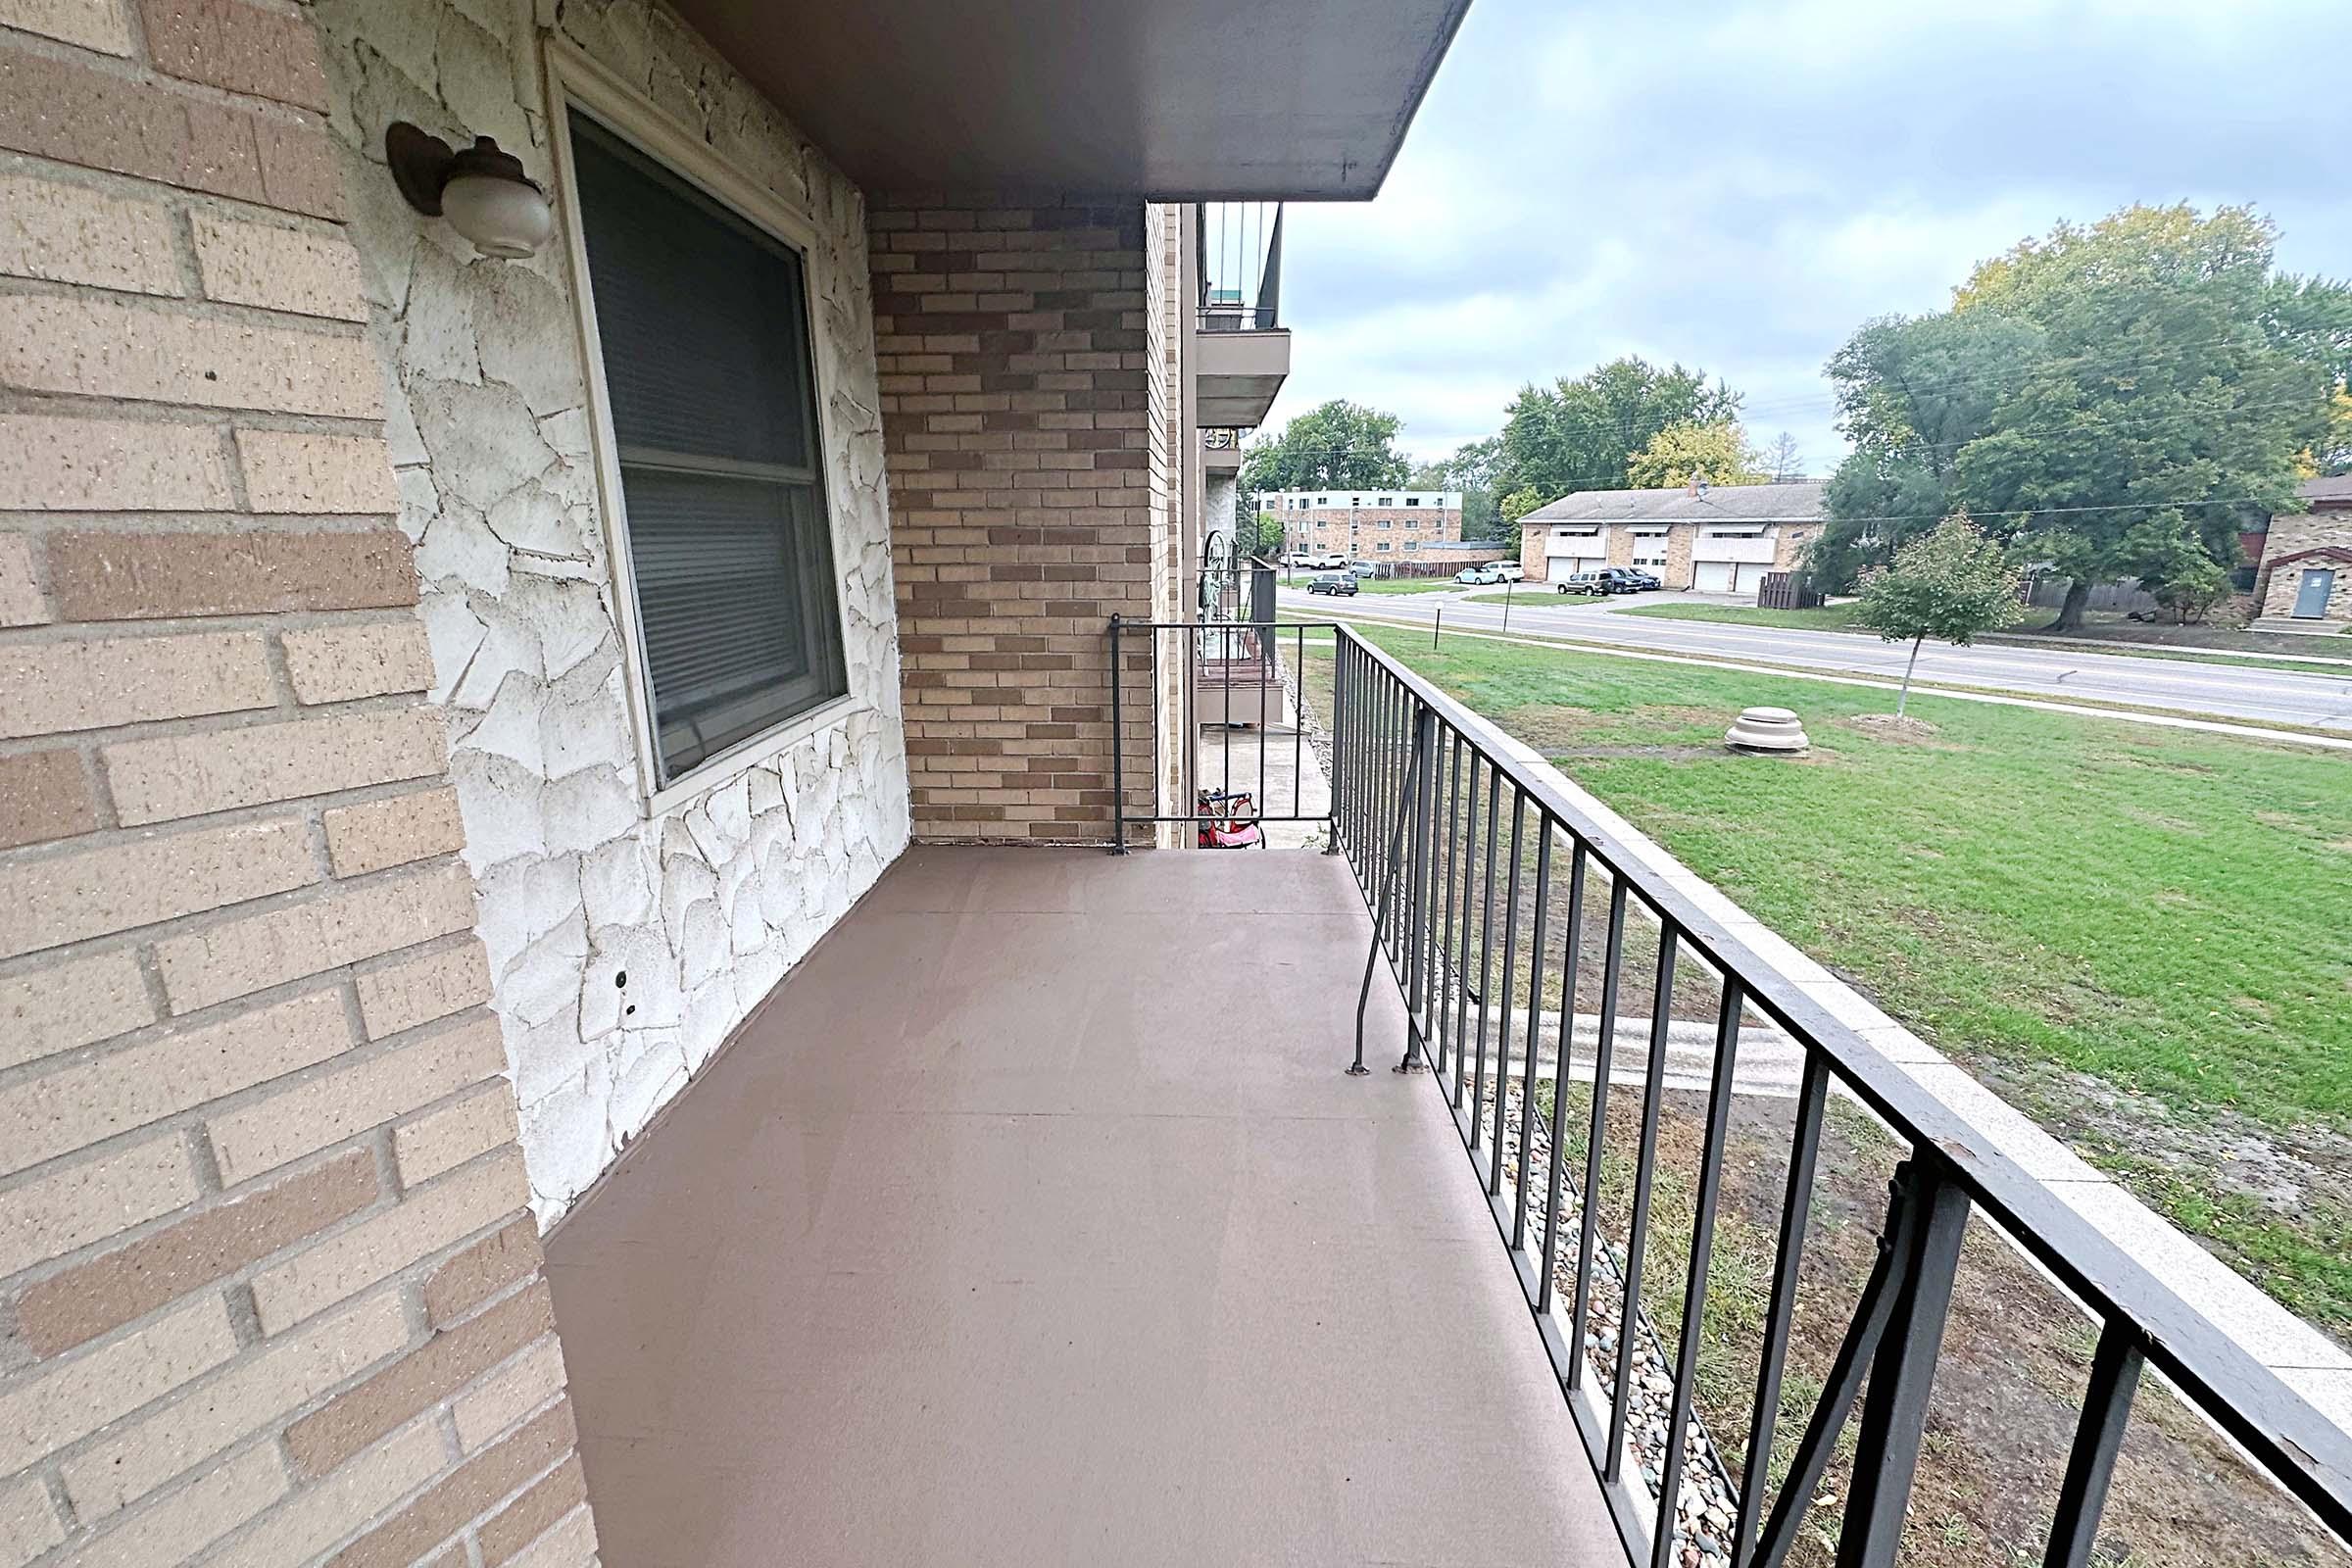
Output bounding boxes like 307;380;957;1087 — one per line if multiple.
1853;514;2025;717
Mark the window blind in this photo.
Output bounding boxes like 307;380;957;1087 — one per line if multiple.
568;111;847;783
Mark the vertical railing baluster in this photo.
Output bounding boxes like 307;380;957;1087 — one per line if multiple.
1486;793;1528;1197
1436;729;1464;1081
2041;1322;2144;1568
1416;726;1446;1057
1108;615;1126;854
1568;878;1630;1391
1607;921;1679;1484
1512;820;1553;1251
1537;841;1588;1312
1734;1051;1828;1568
1468;763;1502;1150
1834;1156;1971;1568
1398;704;1437;1069
1329;633;1348;859
1293;625;1305;825
1651;977;1744;1568
1451;752;1483;1114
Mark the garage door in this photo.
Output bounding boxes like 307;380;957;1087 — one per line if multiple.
1692;561;1737;593
1567;555;1603;575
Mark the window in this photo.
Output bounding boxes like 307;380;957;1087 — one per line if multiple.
1375;542;1392;552
566;110;847;788
1377;496;1394;507
1405;497;1419;507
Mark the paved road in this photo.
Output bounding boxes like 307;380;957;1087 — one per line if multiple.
1279;586;2352;732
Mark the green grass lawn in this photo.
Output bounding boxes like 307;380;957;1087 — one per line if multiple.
1461;589;1602;607
1616;601;1870;630
1326;619;2352;1332
1348;576;1462;594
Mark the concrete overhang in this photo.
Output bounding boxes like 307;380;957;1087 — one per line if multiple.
1196;328;1292;428
1203;439;1244;476
665;0;1473;199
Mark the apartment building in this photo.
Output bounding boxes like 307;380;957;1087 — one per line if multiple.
1517;480;1822;591
1264;488;1465;559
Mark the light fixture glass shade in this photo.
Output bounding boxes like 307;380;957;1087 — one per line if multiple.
440;172;553;259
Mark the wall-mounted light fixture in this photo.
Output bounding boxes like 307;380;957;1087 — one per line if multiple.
385;122;553;260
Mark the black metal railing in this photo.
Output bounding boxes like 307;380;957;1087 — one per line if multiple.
1196;201;1282;332
1324;623;2352;1567
1107;617;1338;845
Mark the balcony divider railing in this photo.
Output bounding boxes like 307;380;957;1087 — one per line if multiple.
1320;623;2351;1568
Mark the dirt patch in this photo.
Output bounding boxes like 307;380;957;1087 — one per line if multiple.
1498;704;1598;752
1548;744;1726;762
1838;713;1941;743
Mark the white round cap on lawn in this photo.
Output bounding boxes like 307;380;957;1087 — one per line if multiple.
1725;706;1809;754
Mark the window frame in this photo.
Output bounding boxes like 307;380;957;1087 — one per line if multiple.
545;41;861;815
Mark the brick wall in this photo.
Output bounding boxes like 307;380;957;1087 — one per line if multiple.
871;199;1155;843
2257;511;2352;619
0;5;589;1565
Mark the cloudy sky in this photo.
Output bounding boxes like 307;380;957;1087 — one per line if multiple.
1262;0;2352;474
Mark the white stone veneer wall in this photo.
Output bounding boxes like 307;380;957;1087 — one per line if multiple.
311;0;910;1222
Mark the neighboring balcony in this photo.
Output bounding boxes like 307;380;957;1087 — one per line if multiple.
1195;201;1290;429
1202;425;1246;475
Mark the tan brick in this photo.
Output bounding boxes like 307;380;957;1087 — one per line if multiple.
49;1442;284;1568
60;1290;408;1518
0;0;132;52
392;1080;517;1191
478;1452;586;1567
0;987;346;1178
194;214;366;320
234;428;397;512
0;814;312;961
280;617;435;705
324;785;465;878
154;859;475;1012
355;942;492;1041
452;1335;565;1452
0;49;341;219
15;1147;377;1355
0;629;272;740
250;1146;526;1334
0;295;379;416
221;1418;444;1568
0;533;44;626
0;748;98;850
0;1133;195;1280
0;413;232;513
325;1396;573;1568
0;1292;235;1472
210;1016;504;1186
0;947;152;1071
420;1215;540;1330
0;1473;66;1568
105;708;446;825
0;172;176;294
137;0;329;111
286;1280;553;1478
45;527;416;620
502;1504;595;1568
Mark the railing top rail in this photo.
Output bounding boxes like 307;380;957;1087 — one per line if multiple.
1331;623;2352;1533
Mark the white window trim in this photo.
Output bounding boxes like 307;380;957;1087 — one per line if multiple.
543;40;867;817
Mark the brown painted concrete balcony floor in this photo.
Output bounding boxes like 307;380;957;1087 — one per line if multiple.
544;846;1616;1566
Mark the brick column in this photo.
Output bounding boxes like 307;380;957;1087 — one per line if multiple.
870;199;1156;843
0;6;590;1565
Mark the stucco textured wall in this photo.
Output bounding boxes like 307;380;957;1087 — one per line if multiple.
312;0;910;1221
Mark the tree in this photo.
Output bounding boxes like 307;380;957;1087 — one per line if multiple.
1951;206;2321;628
1238;400;1411;493
1624;419;1769;488
2130;520;2234;622
1497;486;1545;523
1810;310;2049;591
1493;357;1740;507
1411;436;1504;539
1854;514;2025;717
1764;430;1804;481
1816;205;2338;628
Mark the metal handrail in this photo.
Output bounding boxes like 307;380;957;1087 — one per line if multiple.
1325;622;2352;1565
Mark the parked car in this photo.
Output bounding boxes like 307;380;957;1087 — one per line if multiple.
1291;552;1346;569
1493;562;1526;581
1453;565;1504;586
1348;561;1379;578
1602;566;1661;591
1558;570;1608;595
1306;571;1358;596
